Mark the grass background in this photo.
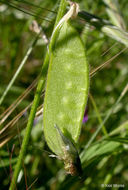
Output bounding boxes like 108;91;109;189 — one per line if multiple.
0;0;128;189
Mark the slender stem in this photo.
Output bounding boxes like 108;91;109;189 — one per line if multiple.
9;0;67;189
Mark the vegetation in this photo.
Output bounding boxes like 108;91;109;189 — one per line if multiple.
0;0;128;189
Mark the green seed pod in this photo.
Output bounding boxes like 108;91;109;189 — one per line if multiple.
43;21;89;175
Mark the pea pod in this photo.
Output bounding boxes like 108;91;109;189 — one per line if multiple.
43;21;89;175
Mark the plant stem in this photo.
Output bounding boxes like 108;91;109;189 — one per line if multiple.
9;0;67;189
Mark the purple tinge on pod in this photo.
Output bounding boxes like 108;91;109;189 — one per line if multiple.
82;108;88;123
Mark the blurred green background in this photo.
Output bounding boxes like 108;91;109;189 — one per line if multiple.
0;0;128;189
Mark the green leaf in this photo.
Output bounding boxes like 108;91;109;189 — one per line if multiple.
43;22;89;158
81;140;122;165
106;137;128;144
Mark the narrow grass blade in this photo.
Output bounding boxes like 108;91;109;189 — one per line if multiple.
0;35;39;105
103;0;126;30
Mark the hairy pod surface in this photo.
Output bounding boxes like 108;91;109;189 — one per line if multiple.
43;21;89;169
